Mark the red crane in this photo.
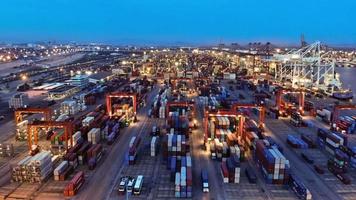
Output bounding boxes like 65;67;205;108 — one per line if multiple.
332;104;356;124
170;77;193;89
231;103;265;128
106;92;137;118
27;121;73;150
203;109;244;142
166;101;196;118
15;107;52;125
276;88;305;114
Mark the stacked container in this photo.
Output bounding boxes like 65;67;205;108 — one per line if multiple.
301;134;316;148
317;128;346;155
82;116;94;127
287;135;308;149
159;106;165;119
163;133;192;198
87;128;101;144
167;112;189;136
87;144;103;170
12;151;53;183
72;131;82;147
16;120;28;140
334;116;356;134
60;100;79;115
106;122;120;145
77;142;91;165
289;173;312;200
128;136;141;165
63;171;85;197
221;156;240;183
0;143;14;157
243;131;259;149
150;136;159;156
255;140;290;184
54;161;70;181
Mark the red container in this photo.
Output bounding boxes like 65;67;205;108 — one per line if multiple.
64;171;85;196
187;167;193;186
221;162;229;177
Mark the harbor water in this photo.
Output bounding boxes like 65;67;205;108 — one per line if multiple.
336;67;356;102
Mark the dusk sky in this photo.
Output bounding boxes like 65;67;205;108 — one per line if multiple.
1;0;356;46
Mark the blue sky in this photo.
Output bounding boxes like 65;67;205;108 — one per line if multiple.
0;0;355;45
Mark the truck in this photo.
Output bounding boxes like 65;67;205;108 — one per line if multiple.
201;170;209;193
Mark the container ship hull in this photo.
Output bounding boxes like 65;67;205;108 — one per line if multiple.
332;91;354;101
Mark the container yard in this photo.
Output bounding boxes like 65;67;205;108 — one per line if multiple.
0;47;355;200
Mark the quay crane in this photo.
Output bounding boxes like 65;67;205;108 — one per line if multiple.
273;41;341;94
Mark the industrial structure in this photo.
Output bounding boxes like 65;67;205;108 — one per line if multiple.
273;41;342;94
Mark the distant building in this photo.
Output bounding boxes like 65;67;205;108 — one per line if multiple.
66;75;89;88
48;85;80;100
88;71;114;84
9;93;29;109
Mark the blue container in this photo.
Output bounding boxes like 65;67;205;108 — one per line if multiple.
181;157;186;167
171;156;176;171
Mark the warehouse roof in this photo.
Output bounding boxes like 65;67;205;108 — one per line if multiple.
89;71;113;81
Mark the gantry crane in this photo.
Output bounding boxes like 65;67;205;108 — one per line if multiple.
231;103;265;128
276;88;305;115
27;121;73;150
332;104;356;124
203;109;244;142
106;92;137;118
15;107;52;125
169;77;193;90
166;101;196;118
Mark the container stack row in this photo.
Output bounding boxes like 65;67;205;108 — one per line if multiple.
317;128;346;155
0;143;14;157
150;136;159;157
128;136;141;165
255;140;290;185
221;156;241;183
87;128;101;144
166;112;189;137
334;115;356;134
54;161;73;181
63;171;85;197
287;135;308;149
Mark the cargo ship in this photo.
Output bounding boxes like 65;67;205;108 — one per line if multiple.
332;90;353;101
323;73;353;101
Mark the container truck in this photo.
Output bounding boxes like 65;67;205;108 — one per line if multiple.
201;170;209;193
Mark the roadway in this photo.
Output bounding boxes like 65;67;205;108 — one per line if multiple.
190;97;226;200
75;85;160;200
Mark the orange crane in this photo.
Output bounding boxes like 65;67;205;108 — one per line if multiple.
170;77;193;90
276;88;305;115
166;101;196;118
15;107;51;125
231;103;265;129
203;109;245;142
332;104;356;124
106;92;137;118
27;121;73;150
